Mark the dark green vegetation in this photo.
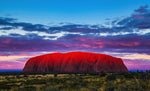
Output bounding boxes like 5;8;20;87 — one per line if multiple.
0;72;150;91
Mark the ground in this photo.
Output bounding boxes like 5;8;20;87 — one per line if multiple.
0;72;150;91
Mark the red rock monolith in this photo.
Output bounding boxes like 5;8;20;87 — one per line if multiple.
23;52;128;72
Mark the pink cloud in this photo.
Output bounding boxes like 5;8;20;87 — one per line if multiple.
123;60;150;70
0;61;25;69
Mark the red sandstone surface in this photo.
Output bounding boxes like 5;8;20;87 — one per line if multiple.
23;52;128;72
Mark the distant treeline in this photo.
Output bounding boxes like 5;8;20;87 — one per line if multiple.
0;70;150;76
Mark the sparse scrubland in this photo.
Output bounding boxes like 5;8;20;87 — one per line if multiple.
0;72;150;91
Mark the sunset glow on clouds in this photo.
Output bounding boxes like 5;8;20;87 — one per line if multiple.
0;5;150;70
0;56;32;61
121;54;150;60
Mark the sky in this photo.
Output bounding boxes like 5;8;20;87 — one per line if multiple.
0;0;150;70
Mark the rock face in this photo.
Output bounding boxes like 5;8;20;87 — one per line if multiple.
23;52;128;72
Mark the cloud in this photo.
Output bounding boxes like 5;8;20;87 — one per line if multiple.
0;61;26;69
95;29;150;36
121;54;150;60
124;59;150;70
0;26;85;40
0;6;150;70
0;56;32;62
135;5;149;13
117;5;150;29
